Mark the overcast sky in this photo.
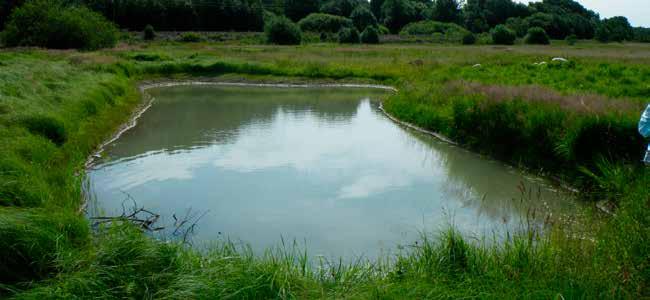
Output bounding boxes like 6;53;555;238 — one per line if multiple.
515;0;650;27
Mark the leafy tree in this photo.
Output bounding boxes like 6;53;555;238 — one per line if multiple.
400;20;470;43
298;13;353;33
400;20;467;36
78;0;265;31
462;0;489;33
462;0;528;32
413;1;432;21
524;26;550;44
483;0;530;28
338;26;360;43
491;24;516;44
370;0;384;22
633;27;650;43
350;6;377;31
320;0;364;17
283;0;320;22
2;0;118;50
528;0;598;39
0;0;26;31
462;32;476;44
596;17;633;43
523;12;587;40
529;0;598;20
143;24;155;40
381;0;418;33
360;25;380;43
505;17;527;37
179;32;203;42
431;0;461;23
565;33;577;45
265;15;302;45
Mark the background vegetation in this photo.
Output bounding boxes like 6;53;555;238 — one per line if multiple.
0;0;649;298
2;0;650;47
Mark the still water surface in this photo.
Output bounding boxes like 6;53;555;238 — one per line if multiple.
88;85;578;259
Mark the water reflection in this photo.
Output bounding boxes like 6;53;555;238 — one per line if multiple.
89;85;578;259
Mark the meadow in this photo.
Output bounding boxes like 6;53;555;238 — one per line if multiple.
0;40;649;298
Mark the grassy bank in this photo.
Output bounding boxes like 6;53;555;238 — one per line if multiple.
0;42;648;298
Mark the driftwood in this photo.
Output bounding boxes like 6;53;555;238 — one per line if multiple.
91;192;209;244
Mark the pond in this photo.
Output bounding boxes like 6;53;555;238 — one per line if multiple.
87;84;579;259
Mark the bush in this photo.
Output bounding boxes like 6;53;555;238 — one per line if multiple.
378;25;390;35
360;26;380;44
1;0;118;50
491;25;516;45
400;21;467;36
524;27;550;45
462;32;476;45
143;24;155;40
400;21;470;43
179;32;202;42
566;34;578;45
633;27;650;43
505;17;528;37
265;16;302;45
298;13;353;33
596;17;634;43
350;6;377;32
338;27;360;44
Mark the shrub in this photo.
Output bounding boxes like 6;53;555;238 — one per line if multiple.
265;16;302;45
143;24;155;40
298;13;353;33
633;27;650;43
462;32;476;45
505;17;528;37
524;27;550;45
1;0;118;50
378;25;390;35
400;20;467;36
566;34;578;45
360;26;380;44
179;32;202;42
338;27;360;44
21;115;67;146
350;6;377;32
400;21;470;43
319;0;357;17
596;16;634;43
491;25;516;45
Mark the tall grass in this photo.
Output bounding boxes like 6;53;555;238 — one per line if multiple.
0;43;648;298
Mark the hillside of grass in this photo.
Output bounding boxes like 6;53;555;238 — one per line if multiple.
0;42;648;298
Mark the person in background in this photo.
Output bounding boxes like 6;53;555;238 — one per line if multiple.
640;104;650;164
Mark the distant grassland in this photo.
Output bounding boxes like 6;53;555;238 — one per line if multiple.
0;41;648;298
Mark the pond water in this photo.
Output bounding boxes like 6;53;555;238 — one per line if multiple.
88;85;579;259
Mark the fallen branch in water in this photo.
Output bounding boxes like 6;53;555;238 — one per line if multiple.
90;192;209;244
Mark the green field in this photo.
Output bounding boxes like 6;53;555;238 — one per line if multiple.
1;41;649;298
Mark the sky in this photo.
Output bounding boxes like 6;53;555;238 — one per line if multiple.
515;0;650;27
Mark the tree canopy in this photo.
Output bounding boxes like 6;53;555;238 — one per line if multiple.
1;0;648;45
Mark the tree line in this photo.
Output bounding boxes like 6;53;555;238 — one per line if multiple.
1;0;649;44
